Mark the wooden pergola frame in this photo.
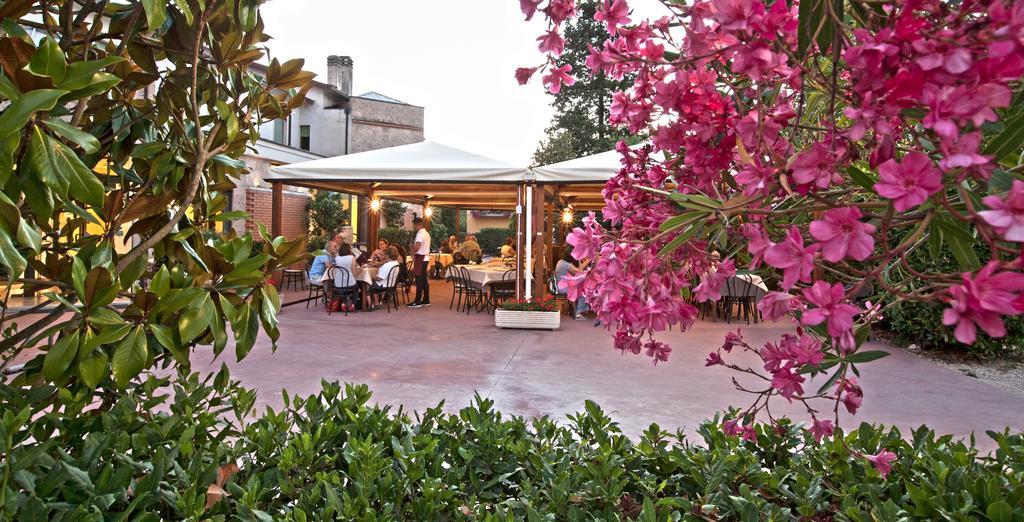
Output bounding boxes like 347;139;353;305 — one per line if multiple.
270;179;607;300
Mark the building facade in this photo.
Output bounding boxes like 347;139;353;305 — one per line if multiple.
232;55;425;242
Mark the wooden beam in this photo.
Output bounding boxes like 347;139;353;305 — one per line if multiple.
532;183;546;299
271;182;283;238
454;207;461;238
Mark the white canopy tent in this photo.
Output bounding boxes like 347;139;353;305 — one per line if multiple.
531;147;626;184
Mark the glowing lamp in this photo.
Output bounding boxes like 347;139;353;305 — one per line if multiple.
369;199;381;212
424;206;435;218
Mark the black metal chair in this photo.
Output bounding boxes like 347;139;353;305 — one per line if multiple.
328;266;360;316
306;270;324;309
721;276;759;324
456;266;486;314
548;273;572;315
370;264;402;313
449;265;467;310
487;270;516;313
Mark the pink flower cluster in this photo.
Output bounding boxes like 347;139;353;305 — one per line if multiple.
521;0;1024;446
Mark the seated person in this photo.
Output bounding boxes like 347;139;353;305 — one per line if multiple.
440;235;458;254
457;235;482;264
309;241;337;284
333;243;357;287
369;246;402;308
555;250;591;320
500;237;516;258
370;239;389;265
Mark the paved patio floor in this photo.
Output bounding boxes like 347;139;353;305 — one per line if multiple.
189;280;1024;450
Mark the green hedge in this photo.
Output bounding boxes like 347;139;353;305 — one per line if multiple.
475;226;514;256
3;377;1022;520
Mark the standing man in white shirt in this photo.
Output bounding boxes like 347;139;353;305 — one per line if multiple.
409;216;432;307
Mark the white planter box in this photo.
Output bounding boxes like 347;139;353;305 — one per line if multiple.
494;309;561;330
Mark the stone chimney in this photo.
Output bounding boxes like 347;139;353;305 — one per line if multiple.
326;55;353;97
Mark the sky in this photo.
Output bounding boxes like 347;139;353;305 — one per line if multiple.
258;0;667;166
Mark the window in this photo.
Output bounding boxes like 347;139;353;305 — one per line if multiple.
272;119;287;145
299;125;311;151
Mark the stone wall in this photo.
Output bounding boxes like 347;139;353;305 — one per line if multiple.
350;97;424;153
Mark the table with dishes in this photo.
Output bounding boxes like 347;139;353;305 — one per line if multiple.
448;261;531;290
319;264;380;309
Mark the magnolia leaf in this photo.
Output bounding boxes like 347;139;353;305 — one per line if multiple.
77;349;109;389
141;0;168;30
178;293;213;343
172;0;194;24
87;307;127;327
25;37;66;83
0;225;26;278
42;118;100;154
71;257;87;299
26;127;105;206
82;323;130;350
232;303;259;361
0;88;66;138
112;326;147;389
150;265;171;296
58;56;123;90
43;331;80;381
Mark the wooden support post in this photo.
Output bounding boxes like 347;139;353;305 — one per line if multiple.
545;194;555;274
368;191;379;249
532;183;546;299
454;207;461;239
271;182;283;238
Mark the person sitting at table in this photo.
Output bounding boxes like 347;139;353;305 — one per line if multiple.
370;239;389;265
309;241;337;284
500;237;516;258
369;246;402;309
457;235;482;264
440;235;458;254
555;249;592;320
333;243;357;284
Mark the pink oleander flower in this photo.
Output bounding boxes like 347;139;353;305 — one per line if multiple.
809;417;834;442
705;351;724;366
723;418;757;442
942;262;1024;344
515;67;538;85
770;365;805;401
595;0;630;33
722;329;743;352
809;207;876;263
836;378;863;415
939;132;991;173
542;63;576;94
865;450;897;478
740;223;771;268
979;179;1024;242
874;152;944;211
802;281;859;341
558;272;587;301
543;0;576;24
644;339;672;365
764;227;818;289
537;30;565;56
758;291;799;321
789;142;844;191
709;0;757;33
614;330;643;355
519;0;542;21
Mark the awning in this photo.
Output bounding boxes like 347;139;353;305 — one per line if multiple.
531;148;626;184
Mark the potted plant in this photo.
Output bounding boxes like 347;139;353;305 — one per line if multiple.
494;296;561;330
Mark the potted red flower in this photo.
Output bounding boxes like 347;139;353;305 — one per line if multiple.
494;296;561;330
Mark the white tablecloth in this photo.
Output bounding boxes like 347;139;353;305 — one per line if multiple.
405;253;454;269
449;264;529;289
719;273;768;299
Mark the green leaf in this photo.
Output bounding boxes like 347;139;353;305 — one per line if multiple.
58;57;123;91
173;0;194;24
25;37;66;83
141;0;168;30
210;153;246;170
797;0;822;59
843;350;890;364
71;257;88;299
0;89;67;137
934;217;981;271
112;326;148;389
77;349;108;389
26;127;105;206
82;324;130;350
87;307;127;327
232;303;259;361
986;500;1013;522
61;72;120;101
150;265;171;296
0;70;19;99
846;164;876;192
178;293;213;343
151;324;188;364
985;110;1024;163
42;118;100;154
238;0;258;31
211;210;249;222
0;223;27;278
43;331;80;381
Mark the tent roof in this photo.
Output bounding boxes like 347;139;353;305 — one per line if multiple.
266;141;528;185
532;148;626;184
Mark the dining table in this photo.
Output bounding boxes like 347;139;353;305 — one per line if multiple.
319;265;380;309
450;263;531;290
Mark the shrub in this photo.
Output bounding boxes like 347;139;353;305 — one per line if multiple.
429;222;449;250
378;227;414;251
500;297;559;312
307;234;328;253
476;227;515;256
3;378;1022;520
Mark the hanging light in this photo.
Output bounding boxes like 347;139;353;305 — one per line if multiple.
369;199;381;212
561;208;574;224
424;206;435;218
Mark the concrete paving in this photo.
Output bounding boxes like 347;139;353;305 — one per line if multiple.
190;280;1024;450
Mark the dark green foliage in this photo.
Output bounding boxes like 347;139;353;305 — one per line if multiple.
532;0;634;166
883;225;1024;357
306;191;349;237
378;227;414;251
380;200;407;227
3;378;1022;520
476;227;515;256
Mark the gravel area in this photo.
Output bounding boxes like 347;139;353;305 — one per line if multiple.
903;342;1024;398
